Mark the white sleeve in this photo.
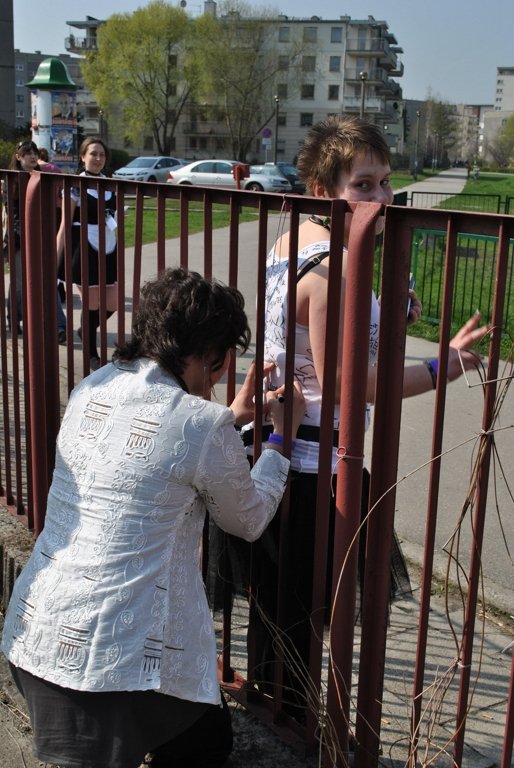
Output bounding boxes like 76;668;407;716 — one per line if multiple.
193;410;290;542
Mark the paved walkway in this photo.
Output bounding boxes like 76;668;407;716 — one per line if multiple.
394;166;469;201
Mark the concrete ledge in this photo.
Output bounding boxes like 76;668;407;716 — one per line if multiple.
0;505;34;612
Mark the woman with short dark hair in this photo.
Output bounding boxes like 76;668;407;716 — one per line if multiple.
2;266;305;768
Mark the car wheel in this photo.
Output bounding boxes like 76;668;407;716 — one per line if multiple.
147;175;157;182
246;182;263;191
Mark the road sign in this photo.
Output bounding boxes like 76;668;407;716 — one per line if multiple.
262;128;272;138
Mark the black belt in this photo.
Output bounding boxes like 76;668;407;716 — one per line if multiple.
242;425;339;448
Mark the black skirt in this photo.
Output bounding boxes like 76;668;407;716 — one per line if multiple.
58;226;118;287
10;664;213;768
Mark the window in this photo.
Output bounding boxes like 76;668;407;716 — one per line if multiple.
15;63;24;71
302;56;316;72
278;113;287;127
278;26;290;42
16;111;25;118
169;54;177;67
303;26;317;43
277;83;288;99
16;79;24;87
301;84;315;99
331;27;343;43
329;56;341;72
300;113;313;126
328;85;340;100
169;83;177;96
16;94;24;103
278;55;289;70
144;135;154;151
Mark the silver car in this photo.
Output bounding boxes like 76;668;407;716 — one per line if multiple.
167;159;292;192
113;156;185;183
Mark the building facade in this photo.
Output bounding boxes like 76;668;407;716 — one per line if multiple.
64;8;405;163
0;0;15;128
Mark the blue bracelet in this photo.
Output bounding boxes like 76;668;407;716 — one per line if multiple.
424;358;438;389
267;433;297;450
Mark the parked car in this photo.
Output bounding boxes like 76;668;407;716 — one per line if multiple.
113;156;185;183
264;162;306;194
167;159;292;192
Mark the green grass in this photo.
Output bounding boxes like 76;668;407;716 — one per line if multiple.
462;171;514;197
122;199;258;246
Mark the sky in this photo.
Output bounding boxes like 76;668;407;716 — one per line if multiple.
12;0;514;105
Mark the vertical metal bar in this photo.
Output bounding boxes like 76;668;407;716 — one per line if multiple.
452;221;509;766
354;205;412;766
501;647;514;768
24;174;50;536
326;201;383;767
408;214;462;764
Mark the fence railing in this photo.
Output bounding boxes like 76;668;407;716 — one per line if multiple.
1;173;513;768
410;191;504;213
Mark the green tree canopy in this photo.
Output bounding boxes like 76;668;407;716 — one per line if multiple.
486;114;514;167
188;1;302;160
81;1;191;155
424;96;457;166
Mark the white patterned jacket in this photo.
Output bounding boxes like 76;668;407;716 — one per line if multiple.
2;358;289;705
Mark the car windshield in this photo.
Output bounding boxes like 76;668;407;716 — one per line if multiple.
279;164;299;176
250;166;273;176
126;158;155;168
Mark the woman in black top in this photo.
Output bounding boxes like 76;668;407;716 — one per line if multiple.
56;136;118;370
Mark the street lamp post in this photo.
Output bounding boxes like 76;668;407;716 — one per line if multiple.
359;71;368;119
414;110;421;179
273;95;280;164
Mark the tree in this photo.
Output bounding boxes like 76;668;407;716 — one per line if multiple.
423;95;457;168
81;1;191;155
188;1;303;161
486;114;514;167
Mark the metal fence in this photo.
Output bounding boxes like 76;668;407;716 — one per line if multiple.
0;173;513;768
410;191;504;213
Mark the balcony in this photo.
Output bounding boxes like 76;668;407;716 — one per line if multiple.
65;35;98;54
346;67;389;85
343;96;385;114
183;121;229;137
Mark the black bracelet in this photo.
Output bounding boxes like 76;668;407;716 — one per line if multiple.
424;358;438;389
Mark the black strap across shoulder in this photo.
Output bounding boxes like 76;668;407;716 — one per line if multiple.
296;251;330;282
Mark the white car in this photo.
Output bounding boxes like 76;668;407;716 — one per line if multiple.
113;156;185;183
167;159;292;192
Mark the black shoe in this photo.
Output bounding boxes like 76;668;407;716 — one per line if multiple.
58;329;67;345
89;356;101;371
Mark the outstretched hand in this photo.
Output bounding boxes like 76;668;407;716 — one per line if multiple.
447;311;489;381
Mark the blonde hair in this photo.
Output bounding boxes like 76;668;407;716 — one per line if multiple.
297;115;391;195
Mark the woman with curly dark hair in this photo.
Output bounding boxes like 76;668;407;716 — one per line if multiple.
2;267;305;768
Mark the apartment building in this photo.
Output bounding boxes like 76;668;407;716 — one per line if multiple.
493;67;514;112
184;11;404;162
0;0;15;128
63;9;404;162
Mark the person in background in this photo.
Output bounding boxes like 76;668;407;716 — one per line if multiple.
56;136;117;370
1;266;305;768
4;140;39;335
239;115;488;720
38;146;61;175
